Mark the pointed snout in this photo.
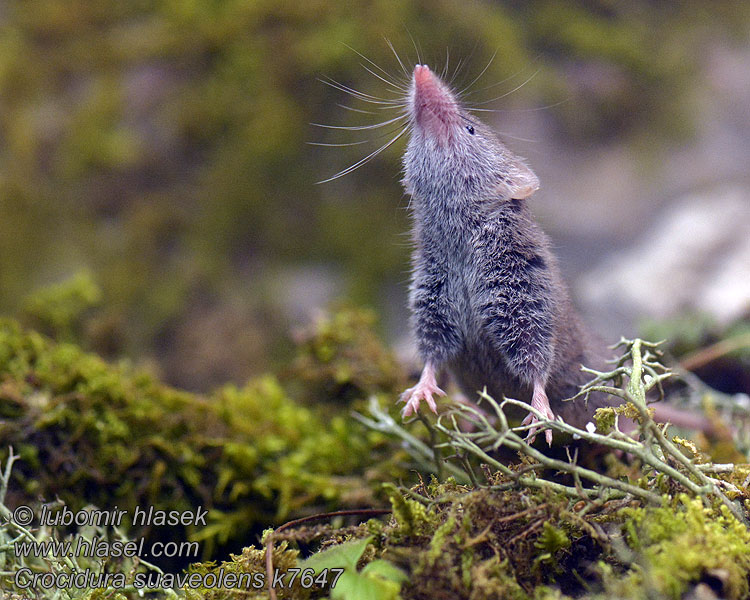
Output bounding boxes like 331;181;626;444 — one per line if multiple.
412;64;441;100
413;64;434;87
412;64;444;107
410;64;459;143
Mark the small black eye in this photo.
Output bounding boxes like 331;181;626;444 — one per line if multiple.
466;125;475;135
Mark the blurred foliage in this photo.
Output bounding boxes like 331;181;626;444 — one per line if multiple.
1;0;749;390
286;306;407;405
0;306;409;564
641;312;724;357
21;270;102;341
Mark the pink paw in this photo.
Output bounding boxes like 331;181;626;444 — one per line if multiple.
400;377;445;418
521;384;555;446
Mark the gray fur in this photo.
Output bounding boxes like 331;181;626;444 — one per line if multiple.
403;67;609;426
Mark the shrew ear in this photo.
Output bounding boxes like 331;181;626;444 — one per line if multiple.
495;159;539;200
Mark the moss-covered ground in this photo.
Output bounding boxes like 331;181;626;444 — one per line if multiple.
2;306;750;599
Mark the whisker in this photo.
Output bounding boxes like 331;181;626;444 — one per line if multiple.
451;41;479;88
457;49;498;98
327;91;403;106
406;29;422;66
337;103;376;115
465;69;540;105
307;140;371;147
495;132;538;143
362;120;413;144
319;77;403;105
386;37;410;77
315;43;414;184
316;125;410;184
467;99;570;113
311;113;408;131
343;43;408;90
440;47;450;80
319;76;384;99
359;63;409;94
449;55;466;88
461;65;535;98
314;121;410;151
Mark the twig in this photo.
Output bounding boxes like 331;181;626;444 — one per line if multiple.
352;398;470;482
0;447;19;505
680;332;750;371
435;397;663;505
365;338;748;527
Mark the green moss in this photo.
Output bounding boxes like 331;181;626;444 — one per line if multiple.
383;482;435;540
185;537;303;600
21;271;102;342
614;496;750;599
3;311;750;598
373;481;590;598
0;317;401;556
425;512;457;566
534;522;571;561
287;306;406;405
593;406;616;434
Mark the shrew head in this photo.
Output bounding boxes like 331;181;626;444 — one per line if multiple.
404;64;539;203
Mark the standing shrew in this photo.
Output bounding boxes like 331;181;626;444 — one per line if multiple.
400;64;610;444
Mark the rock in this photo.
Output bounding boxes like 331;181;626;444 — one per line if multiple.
578;186;750;337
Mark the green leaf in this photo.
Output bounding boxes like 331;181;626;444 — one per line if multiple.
300;535;373;572
361;559;408;584
331;570;402;600
299;538;406;600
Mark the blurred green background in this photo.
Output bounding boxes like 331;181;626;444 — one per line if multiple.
2;0;749;391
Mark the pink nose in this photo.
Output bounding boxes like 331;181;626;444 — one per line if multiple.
413;64;433;87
